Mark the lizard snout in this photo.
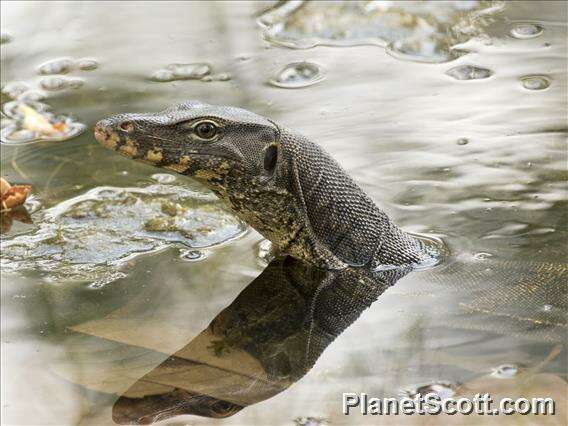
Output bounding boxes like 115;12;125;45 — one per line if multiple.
94;119;121;151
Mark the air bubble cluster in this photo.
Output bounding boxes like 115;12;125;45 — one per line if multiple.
150;62;231;83
38;57;98;75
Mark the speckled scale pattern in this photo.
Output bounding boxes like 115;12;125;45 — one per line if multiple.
95;100;428;270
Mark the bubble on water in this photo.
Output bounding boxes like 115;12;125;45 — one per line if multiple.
2;81;32;99
491;364;521;379
152;63;212;82
294;417;328;426
510;23;544;39
166;62;212;79
269;62;325;89
151;173;176;184
77;58;99;70
474;252;493;260
38;57;75;75
179;249;207;262
0;184;246;283
446;65;492;80
521;75;550;90
66;77;84;89
39;76;84;91
150;69;175;82
457;138;469;145
402;381;457;399
39;76;67;91
0;32;12;44
213;72;232;81
17;90;47;102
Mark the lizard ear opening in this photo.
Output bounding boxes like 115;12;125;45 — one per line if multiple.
263;144;278;175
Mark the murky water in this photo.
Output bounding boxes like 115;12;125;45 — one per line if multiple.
1;1;566;425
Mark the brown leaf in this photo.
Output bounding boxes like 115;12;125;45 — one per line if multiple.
1;184;32;211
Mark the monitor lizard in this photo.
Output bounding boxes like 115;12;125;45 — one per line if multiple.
94;100;435;271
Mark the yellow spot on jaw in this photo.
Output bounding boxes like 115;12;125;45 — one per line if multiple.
119;143;138;157
104;132;120;150
146;149;163;163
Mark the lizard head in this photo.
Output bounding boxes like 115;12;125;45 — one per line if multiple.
95;100;425;270
94;100;280;183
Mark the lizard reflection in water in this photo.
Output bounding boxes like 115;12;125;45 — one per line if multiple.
112;256;408;423
93;102;566;423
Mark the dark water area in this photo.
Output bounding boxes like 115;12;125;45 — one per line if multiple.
1;1;566;425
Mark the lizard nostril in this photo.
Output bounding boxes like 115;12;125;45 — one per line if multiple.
119;121;134;133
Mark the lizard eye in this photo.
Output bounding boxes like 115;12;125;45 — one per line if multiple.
194;121;218;140
119;121;134;133
263;144;278;175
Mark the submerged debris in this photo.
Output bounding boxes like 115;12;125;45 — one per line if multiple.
1;184;247;284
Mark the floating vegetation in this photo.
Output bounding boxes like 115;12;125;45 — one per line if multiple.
0;184;247;284
446;65;493;80
0;102;85;145
520;75;551;90
0;55;96;144
258;1;503;63
510;22;544;39
268;61;325;89
37;57;98;75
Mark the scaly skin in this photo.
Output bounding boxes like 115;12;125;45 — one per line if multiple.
94;100;430;270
